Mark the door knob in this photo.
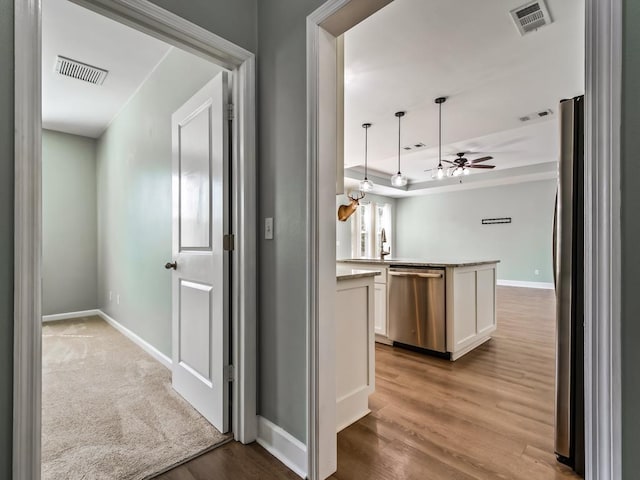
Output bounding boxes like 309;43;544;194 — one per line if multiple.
165;261;177;270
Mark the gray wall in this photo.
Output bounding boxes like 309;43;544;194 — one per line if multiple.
148;0;257;53
622;0;640;475
395;180;557;283
97;48;222;356
258;0;325;443
336;193;397;259
42;130;98;316
0;0;13;475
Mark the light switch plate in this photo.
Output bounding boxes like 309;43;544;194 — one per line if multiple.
265;217;274;240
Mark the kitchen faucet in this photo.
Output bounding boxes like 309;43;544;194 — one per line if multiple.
380;228;390;259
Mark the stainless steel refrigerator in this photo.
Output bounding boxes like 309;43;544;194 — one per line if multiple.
553;95;585;476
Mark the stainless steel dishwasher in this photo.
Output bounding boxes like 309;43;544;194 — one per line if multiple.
388;266;446;353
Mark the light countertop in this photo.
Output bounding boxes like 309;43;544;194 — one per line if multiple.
337;258;500;268
336;265;382;281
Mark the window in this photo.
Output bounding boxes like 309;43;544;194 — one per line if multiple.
351;201;392;258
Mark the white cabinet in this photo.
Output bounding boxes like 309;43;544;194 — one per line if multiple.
374;283;387;336
339;260;497;360
337;262;389;343
446;263;497;360
476;268;497;336
336;274;375;432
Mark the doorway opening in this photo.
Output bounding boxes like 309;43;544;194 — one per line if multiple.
41;3;234;476
14;0;257;478
308;2;619;478
333;0;583;477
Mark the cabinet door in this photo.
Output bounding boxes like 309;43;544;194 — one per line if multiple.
374;283;387;336
476;268;496;335
453;271;477;347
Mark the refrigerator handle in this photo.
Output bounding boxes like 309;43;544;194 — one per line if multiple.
553;190;558;290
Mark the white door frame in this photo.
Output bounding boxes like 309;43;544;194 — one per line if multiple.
13;0;257;478
306;1;622;480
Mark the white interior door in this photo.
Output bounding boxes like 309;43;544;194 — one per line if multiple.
170;71;229;433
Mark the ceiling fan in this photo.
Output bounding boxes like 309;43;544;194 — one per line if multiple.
442;152;496;177
426;97;499;180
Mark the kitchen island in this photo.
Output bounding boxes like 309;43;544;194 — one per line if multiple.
338;259;499;360
335;266;379;431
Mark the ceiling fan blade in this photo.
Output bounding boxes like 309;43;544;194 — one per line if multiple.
442;159;455;164
470;156;494;164
468;164;495;169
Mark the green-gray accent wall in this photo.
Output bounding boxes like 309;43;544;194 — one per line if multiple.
0;0;14;475
622;0;640;475
96;48;223;357
257;0;326;443
146;0;257;53
395;180;557;283
42;130;98;316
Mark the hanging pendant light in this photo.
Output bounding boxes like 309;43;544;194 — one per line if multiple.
391;111;408;187
359;123;374;192
434;97;447;180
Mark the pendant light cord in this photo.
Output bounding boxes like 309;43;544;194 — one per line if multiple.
397;114;401;174
364;125;368;179
391;112;407;187
438;101;442;169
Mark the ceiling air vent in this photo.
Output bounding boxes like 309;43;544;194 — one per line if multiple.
519;108;554;122
510;0;552;36
403;142;427;151
55;56;108;85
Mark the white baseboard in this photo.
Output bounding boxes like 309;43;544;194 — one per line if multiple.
97;311;172;369
374;333;393;345
42;309;101;322
256;416;307;479
497;279;554;290
450;334;493;361
42;309;172;369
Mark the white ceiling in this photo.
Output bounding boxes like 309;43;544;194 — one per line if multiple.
343;0;584;189
42;0;172;138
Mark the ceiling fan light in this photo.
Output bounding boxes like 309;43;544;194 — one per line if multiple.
453;168;462;177
391;172;408;187
359;178;374;191
463;168;470;175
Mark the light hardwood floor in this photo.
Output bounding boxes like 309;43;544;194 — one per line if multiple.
158;286;581;480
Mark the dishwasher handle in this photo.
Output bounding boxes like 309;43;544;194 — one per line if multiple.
389;271;443;279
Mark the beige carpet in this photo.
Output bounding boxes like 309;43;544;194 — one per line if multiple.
42;316;231;480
